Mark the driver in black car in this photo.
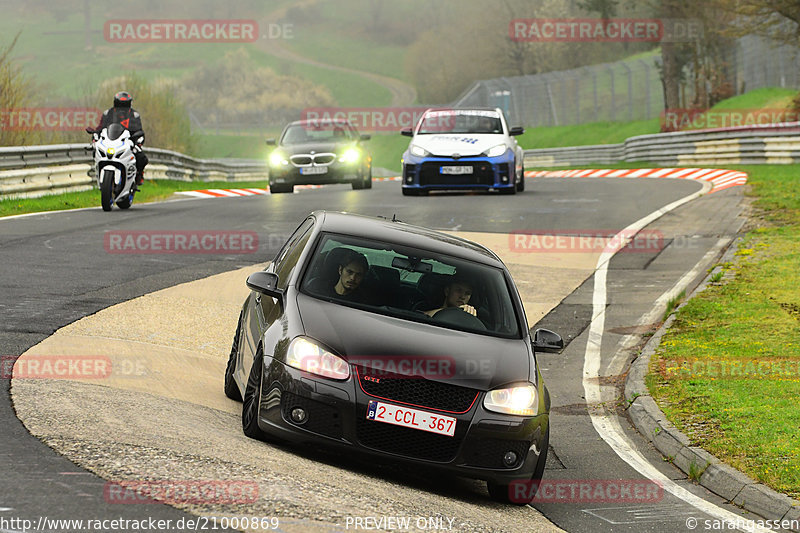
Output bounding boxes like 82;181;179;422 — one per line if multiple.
423;274;477;317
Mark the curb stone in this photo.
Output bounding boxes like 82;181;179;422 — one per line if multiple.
623;235;800;532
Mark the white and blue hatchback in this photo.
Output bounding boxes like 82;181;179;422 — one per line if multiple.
400;107;525;196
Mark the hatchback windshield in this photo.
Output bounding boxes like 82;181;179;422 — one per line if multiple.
300;233;521;338
417;110;503;135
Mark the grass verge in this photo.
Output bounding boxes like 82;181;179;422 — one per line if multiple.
0;178;269;218
645;164;800;498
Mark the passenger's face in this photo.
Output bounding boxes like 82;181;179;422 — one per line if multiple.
445;282;472;307
339;262;365;292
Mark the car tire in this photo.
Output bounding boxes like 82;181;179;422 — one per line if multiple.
516;165;525;192
499;185;516;195
224;311;244;401
364;167;372;189
487;429;549;505
352;179;364;190
242;346;268;440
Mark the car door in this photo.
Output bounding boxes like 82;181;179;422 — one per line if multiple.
239;217;316;384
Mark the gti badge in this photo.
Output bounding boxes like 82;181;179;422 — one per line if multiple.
364;375;382;384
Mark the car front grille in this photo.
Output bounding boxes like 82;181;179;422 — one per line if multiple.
419;162;494;186
281;391;343;439
356;367;479;414
290;153;335;167
356;417;462;462
464;438;531;469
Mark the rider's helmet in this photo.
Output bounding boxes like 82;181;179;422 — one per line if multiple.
114;91;133;108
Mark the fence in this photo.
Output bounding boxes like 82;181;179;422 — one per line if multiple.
0;145;267;199
455;36;800;128
523;122;800;167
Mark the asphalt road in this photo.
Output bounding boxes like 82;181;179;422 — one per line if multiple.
0;177;754;532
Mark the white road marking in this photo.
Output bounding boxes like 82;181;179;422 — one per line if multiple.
582;185;772;533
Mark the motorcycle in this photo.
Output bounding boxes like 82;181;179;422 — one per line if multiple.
86;123;142;211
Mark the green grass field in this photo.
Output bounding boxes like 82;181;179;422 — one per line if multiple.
0;178;269;218
645;165;800;497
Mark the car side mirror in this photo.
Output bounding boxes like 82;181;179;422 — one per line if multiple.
246;271;283;301
400;128;413;137
509;126;524;136
360;134;371;141
266;139;276;146
532;328;563;353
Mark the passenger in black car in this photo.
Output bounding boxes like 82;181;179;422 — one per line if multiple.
312;248;372;304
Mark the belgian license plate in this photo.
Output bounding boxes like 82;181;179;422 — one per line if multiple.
440;165;473;175
366;400;456;437
301;166;327;175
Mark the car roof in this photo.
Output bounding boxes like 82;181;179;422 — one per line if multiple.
423;106;502;115
312;211;504;267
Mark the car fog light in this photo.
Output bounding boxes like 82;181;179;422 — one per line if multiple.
290;407;307;424
502;176;508;182
406;176;413;183
503;451;518;466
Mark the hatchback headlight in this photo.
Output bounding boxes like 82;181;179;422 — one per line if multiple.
286;337;350;380
485;144;507;158
410;144;430;157
484;383;539;416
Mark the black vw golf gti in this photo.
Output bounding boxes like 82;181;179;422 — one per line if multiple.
224;211;562;503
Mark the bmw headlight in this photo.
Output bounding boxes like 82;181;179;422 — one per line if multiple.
410;144;430;157
286;337;350;380
485;144;507;158
338;147;361;164
484;383;539;416
269;150;289;167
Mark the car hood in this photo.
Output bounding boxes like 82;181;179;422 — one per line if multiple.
410;134;508;157
280;141;352;155
296;293;531;391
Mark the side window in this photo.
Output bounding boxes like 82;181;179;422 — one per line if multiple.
274;218;315;289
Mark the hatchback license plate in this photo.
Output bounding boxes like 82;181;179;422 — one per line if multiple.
366;401;456;437
440;165;473;175
301;166;327;175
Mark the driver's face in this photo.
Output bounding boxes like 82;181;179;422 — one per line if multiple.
445;282;472;307
338;262;365;292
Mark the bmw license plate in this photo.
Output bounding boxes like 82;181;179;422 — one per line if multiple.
366;400;456;437
300;166;327;175
440;165;473;175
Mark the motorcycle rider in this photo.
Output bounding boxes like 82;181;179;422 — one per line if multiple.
92;91;148;190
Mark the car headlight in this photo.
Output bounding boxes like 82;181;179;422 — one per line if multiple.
483;383;539;416
269;150;289;167
485;144;507;158
410;144;430;157
286;337;350;380
338;147;361;164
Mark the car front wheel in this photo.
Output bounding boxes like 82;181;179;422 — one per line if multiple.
242;347;268;440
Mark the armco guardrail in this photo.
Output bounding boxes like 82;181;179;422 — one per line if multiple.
0;144;268;199
524;122;800;167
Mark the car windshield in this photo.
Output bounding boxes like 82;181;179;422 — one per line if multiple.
300;233;521;338
417;110;503;135
282;123;355;144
